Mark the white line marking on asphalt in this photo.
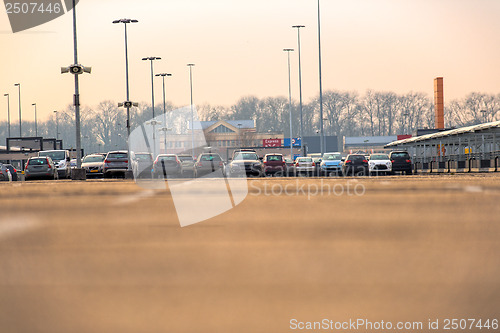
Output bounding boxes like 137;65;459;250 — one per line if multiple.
0;216;39;242
464;185;484;193
114;190;156;205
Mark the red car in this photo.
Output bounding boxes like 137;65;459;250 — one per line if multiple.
263;153;286;176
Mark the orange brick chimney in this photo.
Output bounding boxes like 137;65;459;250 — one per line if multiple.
434;77;444;129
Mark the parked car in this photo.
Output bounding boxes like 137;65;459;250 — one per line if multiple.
82;154;105;177
263;153;286;176
294;157;315;176
103;151;129;178
38;150;72;178
368;153;392;175
389;151;413;175
153;154;182;178
320;152;343;176
24;156;58;180
226;150;263;177
132;152;153;178
342;154;369;176
177;154;195;177
3;164;18;181
194;153;225;177
0;163;12;181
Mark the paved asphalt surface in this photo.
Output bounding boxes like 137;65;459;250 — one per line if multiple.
0;174;499;333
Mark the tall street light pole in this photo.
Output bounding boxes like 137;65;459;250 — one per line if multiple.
14;83;21;137
293;25;305;156
54;110;59;140
113;18;138;176
142;57;161;119
156;73;172;153
317;0;325;155
187;63;195;158
31;103;38;136
3;94;11;138
284;48;294;161
60;0;92;176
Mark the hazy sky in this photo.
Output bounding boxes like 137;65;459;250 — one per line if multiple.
1;0;499;122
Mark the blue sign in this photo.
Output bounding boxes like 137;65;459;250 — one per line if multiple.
284;137;302;147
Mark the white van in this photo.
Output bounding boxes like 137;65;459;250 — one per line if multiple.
38;150;72;179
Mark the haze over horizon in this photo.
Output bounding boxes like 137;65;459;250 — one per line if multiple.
1;0;499;121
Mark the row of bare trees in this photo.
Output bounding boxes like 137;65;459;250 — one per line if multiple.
0;91;498;154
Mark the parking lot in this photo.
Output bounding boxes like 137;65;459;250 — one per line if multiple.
1;174;499;333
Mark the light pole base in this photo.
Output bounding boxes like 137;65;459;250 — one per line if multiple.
125;170;134;180
71;168;87;181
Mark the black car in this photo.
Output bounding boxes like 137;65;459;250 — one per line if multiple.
388;151;412;175
342;154;369;176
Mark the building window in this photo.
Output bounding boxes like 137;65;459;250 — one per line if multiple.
210;124;235;133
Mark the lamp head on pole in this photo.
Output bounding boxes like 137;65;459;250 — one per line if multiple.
112;18;138;24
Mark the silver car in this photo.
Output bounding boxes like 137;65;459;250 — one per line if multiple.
24;156;58;180
177;154;195;177
293;157;315;176
82;154;105;177
0;163;12;181
103;151;129;178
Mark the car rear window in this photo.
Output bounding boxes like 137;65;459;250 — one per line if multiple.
108;153;128;159
29;158;48;165
349;155;365;161
266;155;283;161
200;155;222;162
392;152;410;158
297;158;312;162
158;156;177;161
178;156;193;162
135;154;152;161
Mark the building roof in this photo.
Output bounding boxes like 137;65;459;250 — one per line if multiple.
386;120;500;147
190;120;255;130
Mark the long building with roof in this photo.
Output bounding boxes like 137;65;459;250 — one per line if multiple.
385;121;500;172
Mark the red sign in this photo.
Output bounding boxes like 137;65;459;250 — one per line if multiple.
397;135;412;140
263;139;282;147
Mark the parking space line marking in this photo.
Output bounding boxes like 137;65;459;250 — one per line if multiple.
0;216;39;242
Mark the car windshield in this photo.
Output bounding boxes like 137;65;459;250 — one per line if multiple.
135;154;152;161
83;155;104;163
108;153;128;159
370;154;389;160
266;155;282;161
29;158;48;165
178;156;193;162
234;153;258;161
39;151;65;161
323;153;342;160
200;155;222;162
